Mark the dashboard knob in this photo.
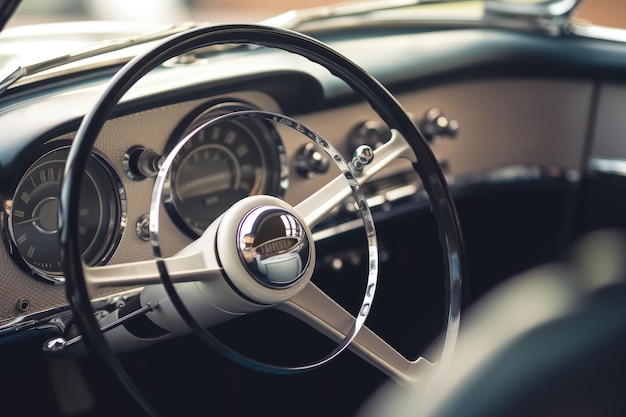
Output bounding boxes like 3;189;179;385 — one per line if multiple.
418;108;459;142
295;142;330;179
350;145;374;176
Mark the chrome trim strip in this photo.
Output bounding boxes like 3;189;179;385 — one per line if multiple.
263;0;448;31
313;164;579;241
0;65;23;92
313;217;364;241
485;0;580;19
589;158;626;176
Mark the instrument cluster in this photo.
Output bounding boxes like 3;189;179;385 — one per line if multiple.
162;102;288;238
2;100;291;284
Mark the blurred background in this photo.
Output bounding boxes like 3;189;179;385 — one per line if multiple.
7;0;626;29
10;0;336;26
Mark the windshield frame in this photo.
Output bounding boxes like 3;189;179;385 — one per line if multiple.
0;0;20;31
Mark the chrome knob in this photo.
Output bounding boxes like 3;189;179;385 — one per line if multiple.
43;337;67;354
350;145;374;176
237;205;310;287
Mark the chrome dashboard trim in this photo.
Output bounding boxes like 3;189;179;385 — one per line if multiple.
569;23;626;44
485;0;580;19
313;164;580;241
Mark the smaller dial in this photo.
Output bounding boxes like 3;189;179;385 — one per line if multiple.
8;146;125;282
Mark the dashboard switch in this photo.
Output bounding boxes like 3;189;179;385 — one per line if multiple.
136;214;151;241
16;298;29;312
123;146;163;180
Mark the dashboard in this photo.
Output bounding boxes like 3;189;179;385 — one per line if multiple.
0;76;593;322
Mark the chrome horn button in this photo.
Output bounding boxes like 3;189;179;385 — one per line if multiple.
216;195;315;305
238;206;310;287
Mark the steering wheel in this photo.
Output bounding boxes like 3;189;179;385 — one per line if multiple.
59;24;463;416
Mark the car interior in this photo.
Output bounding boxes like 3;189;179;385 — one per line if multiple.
0;0;625;416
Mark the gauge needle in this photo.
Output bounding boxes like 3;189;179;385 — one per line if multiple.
13;217;39;226
13;205;88;227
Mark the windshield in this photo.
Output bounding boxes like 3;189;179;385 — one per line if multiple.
8;0;348;27
6;0;583;27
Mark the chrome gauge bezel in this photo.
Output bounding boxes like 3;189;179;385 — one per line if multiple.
5;145;126;284
163;101;288;238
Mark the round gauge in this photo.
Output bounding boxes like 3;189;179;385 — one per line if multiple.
164;103;287;238
9;146;125;283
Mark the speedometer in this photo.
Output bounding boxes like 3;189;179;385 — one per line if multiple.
164;102;287;238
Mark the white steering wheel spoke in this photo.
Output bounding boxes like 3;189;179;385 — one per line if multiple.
297;129;414;227
278;282;436;386
84;219;224;291
83;252;223;291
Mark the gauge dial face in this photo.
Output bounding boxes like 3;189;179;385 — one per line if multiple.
165;106;286;238
9;147;124;282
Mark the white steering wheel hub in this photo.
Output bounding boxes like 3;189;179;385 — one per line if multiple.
216;195;315;305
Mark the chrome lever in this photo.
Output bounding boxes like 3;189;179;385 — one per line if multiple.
43;301;159;354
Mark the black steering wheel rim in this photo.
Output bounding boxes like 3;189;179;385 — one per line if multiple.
60;23;464;416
